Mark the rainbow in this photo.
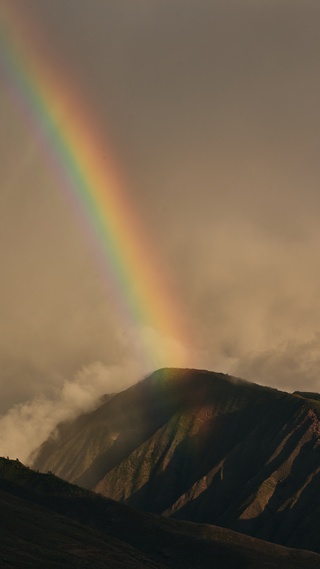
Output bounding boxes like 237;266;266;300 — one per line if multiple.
0;3;190;369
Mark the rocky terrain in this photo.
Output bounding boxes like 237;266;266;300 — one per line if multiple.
32;368;320;554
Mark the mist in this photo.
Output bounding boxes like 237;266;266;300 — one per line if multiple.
0;360;142;463
1;0;320;460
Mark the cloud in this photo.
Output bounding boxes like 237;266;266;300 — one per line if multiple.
2;0;320;441
0;325;195;463
0;359;144;464
232;334;320;394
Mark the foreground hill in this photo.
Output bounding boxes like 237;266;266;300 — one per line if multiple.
1;457;320;569
32;368;320;553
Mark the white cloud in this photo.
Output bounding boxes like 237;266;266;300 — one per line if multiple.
0;359;144;463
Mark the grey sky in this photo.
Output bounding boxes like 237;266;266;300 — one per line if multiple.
1;0;320;456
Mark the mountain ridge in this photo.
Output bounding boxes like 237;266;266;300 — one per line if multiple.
32;368;320;554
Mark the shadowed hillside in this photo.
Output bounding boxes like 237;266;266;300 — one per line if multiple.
294;391;320;404
32;368;320;554
1;457;320;569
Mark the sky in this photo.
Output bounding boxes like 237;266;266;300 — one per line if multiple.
1;0;320;460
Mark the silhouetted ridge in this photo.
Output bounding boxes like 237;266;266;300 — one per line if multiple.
294;391;320;402
1;457;320;569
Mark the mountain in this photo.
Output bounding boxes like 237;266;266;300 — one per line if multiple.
32;368;320;554
1;457;320;569
294;391;320;403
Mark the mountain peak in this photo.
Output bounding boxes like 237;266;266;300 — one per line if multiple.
32;367;320;554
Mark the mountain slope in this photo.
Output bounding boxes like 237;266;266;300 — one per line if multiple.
1;457;320;569
32;368;320;554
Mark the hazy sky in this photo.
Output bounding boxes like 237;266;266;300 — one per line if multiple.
1;0;320;459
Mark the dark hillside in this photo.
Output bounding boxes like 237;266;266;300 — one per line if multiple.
294;391;320;404
1;458;320;569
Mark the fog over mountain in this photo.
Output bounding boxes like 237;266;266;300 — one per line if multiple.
1;0;320;459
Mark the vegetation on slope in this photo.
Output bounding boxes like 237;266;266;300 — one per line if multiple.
1;457;320;569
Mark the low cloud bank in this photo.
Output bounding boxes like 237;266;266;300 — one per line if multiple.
1;327;320;464
0;325;194;464
0;360;144;464
232;333;320;394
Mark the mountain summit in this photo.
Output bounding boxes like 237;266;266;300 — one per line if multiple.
32;368;320;554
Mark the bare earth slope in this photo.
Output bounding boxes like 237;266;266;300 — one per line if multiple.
1;457;320;569
32;368;320;554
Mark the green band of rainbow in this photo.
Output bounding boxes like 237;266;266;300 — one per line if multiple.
0;2;190;369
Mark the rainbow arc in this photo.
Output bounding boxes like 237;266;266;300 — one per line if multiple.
0;2;191;369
